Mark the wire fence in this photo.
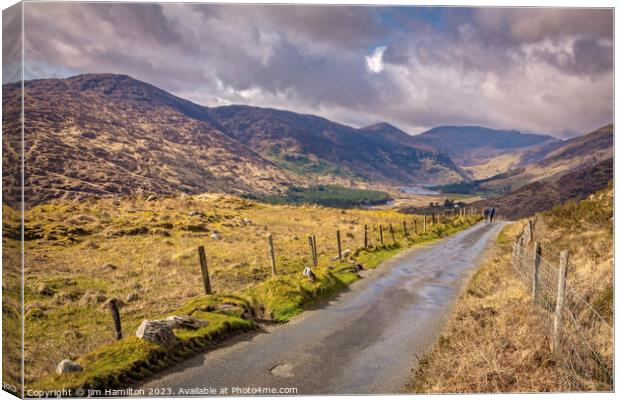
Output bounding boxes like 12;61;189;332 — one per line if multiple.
511;223;613;391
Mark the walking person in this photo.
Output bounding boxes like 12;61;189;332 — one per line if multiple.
489;207;496;222
483;207;490;222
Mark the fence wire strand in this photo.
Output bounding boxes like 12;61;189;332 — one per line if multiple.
511;229;613;391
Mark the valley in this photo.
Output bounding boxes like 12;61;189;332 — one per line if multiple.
4;73;612;217
3;73;614;394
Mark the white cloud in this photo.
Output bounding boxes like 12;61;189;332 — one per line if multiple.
365;46;386;74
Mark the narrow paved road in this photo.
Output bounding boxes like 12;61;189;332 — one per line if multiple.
141;221;505;395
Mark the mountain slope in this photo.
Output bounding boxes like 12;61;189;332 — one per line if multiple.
473;158;612;220
6;73;471;206
410;126;560;179
478;124;613;194
433;124;613;197
8;74;302;206
206;107;467;185
411;125;558;160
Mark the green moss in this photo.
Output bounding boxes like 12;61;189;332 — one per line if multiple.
353;245;402;270
174;312;252;342
34;312;253;391
35;337;162;390
173;294;252;316
248;270;357;322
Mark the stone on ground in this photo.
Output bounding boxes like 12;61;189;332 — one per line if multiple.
56;360;83;375
136;320;178;347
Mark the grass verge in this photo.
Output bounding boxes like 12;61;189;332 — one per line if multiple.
407;222;560;393
36;216;481;391
409;185;613;393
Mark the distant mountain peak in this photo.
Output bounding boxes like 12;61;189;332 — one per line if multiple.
362;122;404;132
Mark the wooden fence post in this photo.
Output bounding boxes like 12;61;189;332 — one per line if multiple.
268;234;277;275
308;235;318;267
403;221;408;238
308;236;314;265
413;219;418;235
527;219;534;244
389;223;395;243
423;216;427;232
106;298;122;340
532;241;541;303
553;250;570;353
431;213;436;225
379;225;384;245
312;235;318;267
364;224;368;248
336;230;342;259
197;246;212;294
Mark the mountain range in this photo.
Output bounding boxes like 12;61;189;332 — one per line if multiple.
204;106;465;185
2;73;613;208
440;124;613;195
410;125;560;179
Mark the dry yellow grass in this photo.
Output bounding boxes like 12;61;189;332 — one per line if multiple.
534;187;613;313
407;222;560;393
408;186;613;393
462;151;523;180
17;193;462;386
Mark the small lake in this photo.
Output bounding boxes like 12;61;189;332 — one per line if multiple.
400;186;440;195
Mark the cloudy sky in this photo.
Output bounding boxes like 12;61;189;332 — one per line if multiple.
5;4;614;137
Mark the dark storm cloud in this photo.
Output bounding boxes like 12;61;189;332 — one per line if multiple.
97;4;183;46
194;5;387;50
20;3;613;137
536;37;614;76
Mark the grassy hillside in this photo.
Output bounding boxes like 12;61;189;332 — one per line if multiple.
408;185;613;392
18;193;479;388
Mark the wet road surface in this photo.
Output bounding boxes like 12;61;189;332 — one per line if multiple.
141;221;505;395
